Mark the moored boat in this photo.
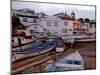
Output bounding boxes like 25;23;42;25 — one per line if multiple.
45;51;84;72
12;39;56;63
61;34;96;47
12;30;36;51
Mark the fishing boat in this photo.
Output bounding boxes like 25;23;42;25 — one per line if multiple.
12;39;56;63
45;51;84;72
61;34;95;47
61;35;75;47
75;38;96;43
12;30;36;51
75;34;96;43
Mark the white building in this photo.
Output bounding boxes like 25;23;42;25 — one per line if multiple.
40;16;74;37
12;8;43;26
16;14;40;26
26;24;47;34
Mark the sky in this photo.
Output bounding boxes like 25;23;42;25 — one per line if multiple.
12;1;96;20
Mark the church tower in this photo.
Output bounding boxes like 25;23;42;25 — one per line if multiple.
71;11;75;19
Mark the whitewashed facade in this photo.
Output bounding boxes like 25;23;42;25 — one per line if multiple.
16;14;40;26
40;16;74;37
26;24;46;34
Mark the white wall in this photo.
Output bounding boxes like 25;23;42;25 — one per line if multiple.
27;25;45;33
18;16;39;26
40;16;74;36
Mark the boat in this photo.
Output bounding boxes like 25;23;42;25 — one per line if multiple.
55;38;66;52
75;38;96;43
12;30;36;51
12;39;56;63
61;33;96;47
45;51;84;72
61;35;75;47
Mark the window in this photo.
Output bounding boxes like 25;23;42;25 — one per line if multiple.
54;32;58;35
54;22;58;26
12;40;14;43
34;25;38;29
74;61;81;65
66;60;73;64
47;22;51;26
69;29;73;31
33;19;37;23
23;17;27;22
64;22;68;26
90;24;92;28
62;29;67;33
30;30;34;33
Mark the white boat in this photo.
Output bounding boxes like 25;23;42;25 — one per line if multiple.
75;38;96;43
45;51;84;72
61;34;95;47
12;30;36;51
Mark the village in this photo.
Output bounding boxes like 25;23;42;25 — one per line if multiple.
11;8;96;74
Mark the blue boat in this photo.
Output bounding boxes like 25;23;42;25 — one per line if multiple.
45;51;84;72
12;39;56;62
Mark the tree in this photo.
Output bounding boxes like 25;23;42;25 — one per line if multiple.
12;13;25;32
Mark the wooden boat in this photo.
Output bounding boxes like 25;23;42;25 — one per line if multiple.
45;51;84;72
12;30;37;51
12;39;56;63
75;38;96;43
61;34;95;47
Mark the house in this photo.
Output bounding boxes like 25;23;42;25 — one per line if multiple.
12;8;40;26
40;16;62;36
73;19;96;35
88;20;96;34
16;14;40;26
59;16;76;36
73;20;87;34
40;15;75;37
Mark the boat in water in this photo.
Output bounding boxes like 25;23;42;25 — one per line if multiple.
45;51;84;72
12;39;56;63
61;33;96;47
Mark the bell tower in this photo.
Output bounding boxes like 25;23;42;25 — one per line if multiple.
71;11;75;19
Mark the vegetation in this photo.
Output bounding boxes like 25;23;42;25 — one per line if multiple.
12;13;25;32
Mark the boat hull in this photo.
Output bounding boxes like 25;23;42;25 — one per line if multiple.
12;45;55;63
56;47;65;52
63;38;96;47
45;51;85;72
12;40;36;51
